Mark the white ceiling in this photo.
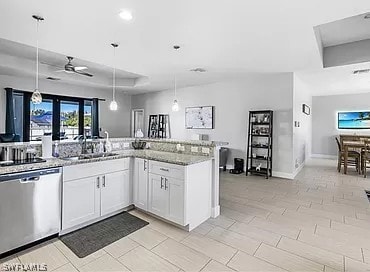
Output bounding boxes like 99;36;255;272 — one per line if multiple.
297;62;370;96
316;12;370;47
0;0;370;94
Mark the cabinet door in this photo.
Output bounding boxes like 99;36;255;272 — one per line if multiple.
101;170;131;216
148;173;167;218
62;176;101;230
133;159;148;210
166;177;185;225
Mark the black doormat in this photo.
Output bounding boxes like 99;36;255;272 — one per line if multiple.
59;212;149;258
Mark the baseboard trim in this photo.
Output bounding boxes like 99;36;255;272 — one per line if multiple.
211;205;220;218
311;154;337;160
272;171;294;180
293;162;305;179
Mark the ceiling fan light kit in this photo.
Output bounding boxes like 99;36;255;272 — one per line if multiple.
110;43;119;111
31;15;44;104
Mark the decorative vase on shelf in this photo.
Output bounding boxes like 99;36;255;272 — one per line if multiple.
135;129;144;138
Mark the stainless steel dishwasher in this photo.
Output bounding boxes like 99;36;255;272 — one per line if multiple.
0;168;62;255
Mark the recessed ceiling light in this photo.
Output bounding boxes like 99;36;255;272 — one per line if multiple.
364;14;370;19
46;76;61;81
353;69;370;75
119;10;133;21
190;68;207;73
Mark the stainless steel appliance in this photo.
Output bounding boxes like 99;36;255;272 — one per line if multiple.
0;168;61;255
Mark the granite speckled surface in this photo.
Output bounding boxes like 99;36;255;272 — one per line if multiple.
0;150;213;175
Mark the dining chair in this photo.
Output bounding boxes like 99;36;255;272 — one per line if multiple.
335;137;360;173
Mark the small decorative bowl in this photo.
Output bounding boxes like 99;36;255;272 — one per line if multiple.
132;141;146;150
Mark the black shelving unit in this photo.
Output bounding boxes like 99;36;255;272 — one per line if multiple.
246;110;273;179
148;114;170;138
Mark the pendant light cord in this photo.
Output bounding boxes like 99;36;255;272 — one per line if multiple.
113;46;116;101
36;19;39;91
174;74;177;99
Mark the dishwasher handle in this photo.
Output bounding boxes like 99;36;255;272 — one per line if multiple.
20;176;40;183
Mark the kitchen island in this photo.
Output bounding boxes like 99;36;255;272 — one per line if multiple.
0;138;227;237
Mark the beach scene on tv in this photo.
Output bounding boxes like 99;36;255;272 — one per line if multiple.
338;111;370;129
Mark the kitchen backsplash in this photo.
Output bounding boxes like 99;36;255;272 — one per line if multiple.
0;138;216;159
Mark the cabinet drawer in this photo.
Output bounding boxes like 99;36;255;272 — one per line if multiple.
64;158;130;181
149;161;184;180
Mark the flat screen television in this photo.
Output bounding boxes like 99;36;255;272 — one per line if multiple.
338;111;370;129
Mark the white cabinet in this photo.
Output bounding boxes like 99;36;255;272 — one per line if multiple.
62;175;101;230
147;160;212;230
101;170;130;216
167;177;185;225
133;158;149;210
148;173;185;226
148;174;168;218
62;158;131;233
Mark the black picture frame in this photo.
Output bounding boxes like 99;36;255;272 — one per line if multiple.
302;104;310;115
185;106;214;129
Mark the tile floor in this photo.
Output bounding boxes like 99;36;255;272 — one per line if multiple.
2;159;370;271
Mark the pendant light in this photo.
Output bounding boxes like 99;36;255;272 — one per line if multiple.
172;45;180;112
172;74;179;112
109;43;118;111
31;15;44;104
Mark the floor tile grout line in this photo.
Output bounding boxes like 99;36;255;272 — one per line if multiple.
149;237;169;251
144;240;185;272
199;259;212;272
225;250;239;267
274;240;340;271
251;243;290;272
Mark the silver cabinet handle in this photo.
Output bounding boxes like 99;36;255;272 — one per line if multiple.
160;167;169;172
165;178;168;190
97;177;100;188
160;177;164;189
102;176;106;187
144;160;147;171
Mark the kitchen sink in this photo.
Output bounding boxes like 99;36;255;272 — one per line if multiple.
62;152;118;161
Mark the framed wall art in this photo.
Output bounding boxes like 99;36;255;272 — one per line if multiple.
185;106;214;129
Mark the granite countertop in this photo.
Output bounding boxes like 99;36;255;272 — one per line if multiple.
0;150;213;175
0;137;229;148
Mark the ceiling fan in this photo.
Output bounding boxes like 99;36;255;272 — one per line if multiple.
44;56;93;77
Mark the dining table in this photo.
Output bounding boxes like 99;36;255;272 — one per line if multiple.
342;140;365;174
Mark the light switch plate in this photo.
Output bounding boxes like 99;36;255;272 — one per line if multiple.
191;146;198;153
202;147;210;154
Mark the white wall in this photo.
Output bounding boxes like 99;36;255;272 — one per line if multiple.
0;75;131;137
312;92;370;157
293;74;312;174
132;73;294;175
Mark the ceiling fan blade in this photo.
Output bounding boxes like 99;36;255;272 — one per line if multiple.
75;70;93;77
74;66;88;71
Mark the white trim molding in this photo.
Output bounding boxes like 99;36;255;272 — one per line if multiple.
211;205;220;218
272;171;294;180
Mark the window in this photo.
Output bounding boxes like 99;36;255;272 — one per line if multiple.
60;100;79;140
30;99;53;141
9;90;99;142
84;100;92;138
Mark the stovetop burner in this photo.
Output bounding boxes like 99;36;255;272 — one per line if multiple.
0;157;47;167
